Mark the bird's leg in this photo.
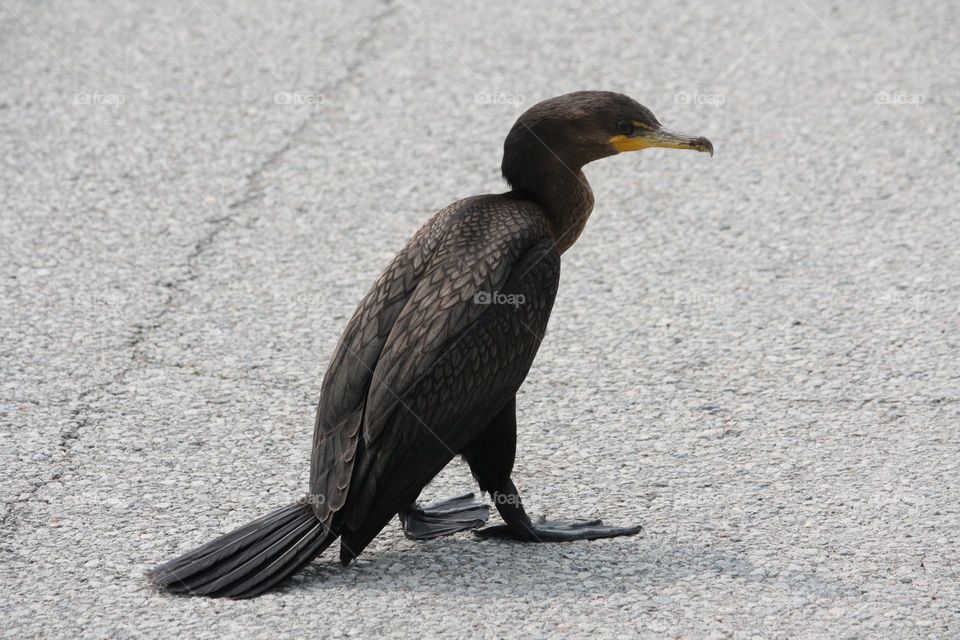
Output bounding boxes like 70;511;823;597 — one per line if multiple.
398;493;489;541
474;478;642;542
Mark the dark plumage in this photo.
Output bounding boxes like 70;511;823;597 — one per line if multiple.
147;91;712;598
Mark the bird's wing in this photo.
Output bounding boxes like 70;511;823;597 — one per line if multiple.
308;204;458;523
332;205;561;557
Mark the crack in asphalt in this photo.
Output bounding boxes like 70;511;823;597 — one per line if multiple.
0;0;400;542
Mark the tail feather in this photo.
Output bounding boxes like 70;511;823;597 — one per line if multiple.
165;515;312;595
221;522;330;598
148;501;335;598
149;502;304;584
190;517;318;596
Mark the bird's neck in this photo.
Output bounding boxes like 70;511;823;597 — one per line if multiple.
508;158;595;254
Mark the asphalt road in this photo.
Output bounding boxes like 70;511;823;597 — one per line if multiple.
2;0;958;637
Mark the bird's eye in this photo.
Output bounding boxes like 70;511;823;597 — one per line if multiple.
616;120;632;135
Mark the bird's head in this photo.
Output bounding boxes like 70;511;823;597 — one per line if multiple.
502;91;713;188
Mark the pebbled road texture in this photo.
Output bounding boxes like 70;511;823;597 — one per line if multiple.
1;1;958;637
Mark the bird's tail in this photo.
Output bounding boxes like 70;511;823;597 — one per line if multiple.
147;500;335;599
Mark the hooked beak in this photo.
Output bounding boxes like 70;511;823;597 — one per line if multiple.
610;124;714;157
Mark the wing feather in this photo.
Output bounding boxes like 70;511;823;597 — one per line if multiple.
338;231;560;553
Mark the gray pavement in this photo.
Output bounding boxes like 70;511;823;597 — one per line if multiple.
1;0;958;637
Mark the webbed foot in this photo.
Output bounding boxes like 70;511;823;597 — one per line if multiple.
475;516;642;542
400;493;489;540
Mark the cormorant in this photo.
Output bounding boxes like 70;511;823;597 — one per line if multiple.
148;91;713;598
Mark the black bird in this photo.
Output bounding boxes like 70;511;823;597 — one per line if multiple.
148;91;713;598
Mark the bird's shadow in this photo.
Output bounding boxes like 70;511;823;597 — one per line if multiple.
284;532;861;599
